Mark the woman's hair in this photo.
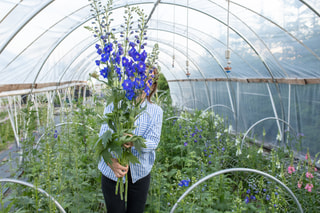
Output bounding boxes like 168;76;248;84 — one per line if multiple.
146;68;159;103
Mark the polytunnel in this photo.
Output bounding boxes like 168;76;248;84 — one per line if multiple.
0;0;320;212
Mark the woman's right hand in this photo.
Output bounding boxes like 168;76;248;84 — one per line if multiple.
109;158;128;178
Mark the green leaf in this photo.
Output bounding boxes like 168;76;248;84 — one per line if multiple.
101;149;112;166
101;130;112;148
124;151;140;165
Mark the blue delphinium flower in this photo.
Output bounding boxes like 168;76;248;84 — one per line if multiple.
100;67;109;78
178;179;190;187
245;196;250;204
266;194;270;201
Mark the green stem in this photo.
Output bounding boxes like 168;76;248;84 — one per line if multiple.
125;172;128;202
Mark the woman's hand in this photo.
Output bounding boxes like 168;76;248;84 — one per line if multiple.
123;142;133;149
108;158;128;178
123;133;134;149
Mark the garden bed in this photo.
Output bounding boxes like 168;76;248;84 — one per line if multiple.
0;97;319;212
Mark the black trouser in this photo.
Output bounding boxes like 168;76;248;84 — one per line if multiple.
101;171;151;213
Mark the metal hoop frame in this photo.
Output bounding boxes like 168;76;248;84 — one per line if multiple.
240;117;298;150
0;178;66;213
170;168;303;213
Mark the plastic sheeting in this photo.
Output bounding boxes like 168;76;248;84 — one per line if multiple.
0;0;320;155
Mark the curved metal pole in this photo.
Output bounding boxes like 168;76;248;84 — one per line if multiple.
0;178;66;213
201;104;234;115
33;122;97;150
165;116;190;122
0;0;54;54
240;117;298;150
170;168;303;213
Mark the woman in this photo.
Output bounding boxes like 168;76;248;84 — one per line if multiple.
98;69;163;213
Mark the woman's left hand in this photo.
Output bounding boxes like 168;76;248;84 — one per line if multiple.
123;142;133;149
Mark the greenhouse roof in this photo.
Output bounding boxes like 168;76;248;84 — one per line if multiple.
0;0;320;97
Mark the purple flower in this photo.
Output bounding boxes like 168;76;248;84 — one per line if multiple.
133;51;141;62
184;142;188;146
144;86;150;96
122;78;134;91
297;133;304;137
245;196;249;204
135;78;145;89
100;53;110;63
122;56;129;67
100;67;109;78
137;61;146;73
104;43;113;53
178;179;190;187
140;50;147;61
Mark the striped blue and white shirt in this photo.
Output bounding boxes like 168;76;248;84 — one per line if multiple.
98;100;163;183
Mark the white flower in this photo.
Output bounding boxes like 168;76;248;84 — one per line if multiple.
216;132;221;139
257;147;263;154
214;121;218;126
276;132;282;141
236;148;242;156
228;125;232;133
276;161;281;169
317;159;320;165
235;139;240;145
247;155;250;159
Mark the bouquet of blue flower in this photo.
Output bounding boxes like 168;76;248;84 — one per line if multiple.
86;0;159;201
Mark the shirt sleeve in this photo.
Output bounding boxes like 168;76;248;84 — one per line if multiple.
140;106;163;153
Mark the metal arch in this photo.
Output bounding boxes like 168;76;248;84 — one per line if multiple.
60;26;227;107
54;35;195;87
58;37;186;98
201;104;235;118
0;0;22;23
28;1;165;94
59;36;202;107
170;168;303;213
9;2;232;94
0;0;54;54
149;19;265;78
299;0;320;18
146;0;161;25
240;117;298;150
64;46;186;105
0;178;66;213
161;2;278;82
208;0;290;77
165;116;190;122
33;122;97;150
29;21;91;94
228;0;320;62
1;3;90;71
